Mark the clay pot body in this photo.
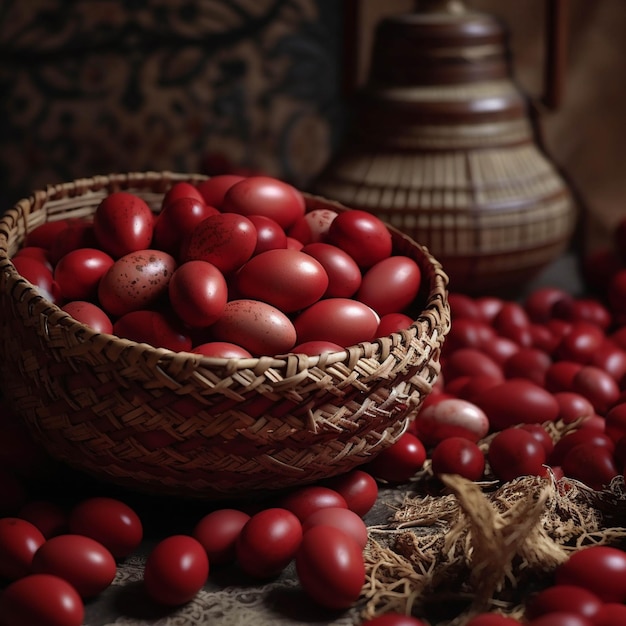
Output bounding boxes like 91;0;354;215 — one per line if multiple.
313;1;576;295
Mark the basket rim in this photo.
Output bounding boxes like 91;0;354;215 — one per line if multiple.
0;170;450;374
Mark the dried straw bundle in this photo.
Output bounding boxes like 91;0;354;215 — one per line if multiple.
362;469;626;626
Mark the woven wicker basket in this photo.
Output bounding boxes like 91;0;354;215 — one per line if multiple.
0;171;450;499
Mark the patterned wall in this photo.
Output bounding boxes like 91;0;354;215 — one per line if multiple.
0;0;346;208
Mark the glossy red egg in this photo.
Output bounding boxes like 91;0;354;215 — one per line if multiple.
295;525;365;610
235;508;303;579
0;574;84;626
236;249;329;313
143;535;209;606
31;534;117;598
68;497;143;559
93;191;155;258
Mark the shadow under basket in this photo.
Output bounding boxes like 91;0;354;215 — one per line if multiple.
0;171;450;500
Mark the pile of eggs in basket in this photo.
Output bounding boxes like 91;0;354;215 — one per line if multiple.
13;175;424;357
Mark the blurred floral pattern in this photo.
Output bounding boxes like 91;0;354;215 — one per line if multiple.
0;0;345;207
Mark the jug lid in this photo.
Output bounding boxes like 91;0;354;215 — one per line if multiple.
369;2;510;86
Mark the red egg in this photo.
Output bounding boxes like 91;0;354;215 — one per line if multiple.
555;321;606;364
248;214;288;254
301;242;362;298
364;433;426;484
54;247;114;301
445;374;502;404
168;260;228;327
593;602;626;626
487;427;547;482
555;545;626;603
473;378;560;430
68;497;143;559
302;507;368;548
0;574;84;626
480;336;520;366
162;181;205;207
12;256;62;304
0;517;46;580
97;249;176;317
13;246;53;271
572;365;620;415
278;486;347;523
377;312;414;336
195;174;245;207
549;429;614;467
153;196;218;255
181;213;257;273
236;249;329;313
448;292;481;320
296;525;365;610
492;301;533;347
524;286;571;323
48;221;98;265
291;340;344;356
553;392;596;424
444;318;497;353
606;403;626;443
210;299;297;356
31;534;116;598
430;437;485;481
192;509;250;565
356;256;422;317
286;236;304;250
545;360;583;393
413;397;489;446
561;298;612;330
562;443;619;490
502;348;552;387
61;301;113;334
474;296;504;323
25;220;74;250
519;423;554;456
235;508;303;579
113;310;192;352
191;342;253;358
326;210;392;269
143;535;209;606
293;298;380;347
288;208;338;244
93;191;155;258
321;470;379;518
221;176;306;229
443;348;504;383
590;340;626;382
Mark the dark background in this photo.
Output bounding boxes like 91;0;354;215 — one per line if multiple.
1;0;624;252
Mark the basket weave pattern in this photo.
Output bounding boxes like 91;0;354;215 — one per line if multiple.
0;172;450;499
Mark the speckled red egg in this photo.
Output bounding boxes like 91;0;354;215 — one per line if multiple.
180;213;257;273
97;249;176;317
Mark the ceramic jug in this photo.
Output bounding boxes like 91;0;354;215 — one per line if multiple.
313;0;577;295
